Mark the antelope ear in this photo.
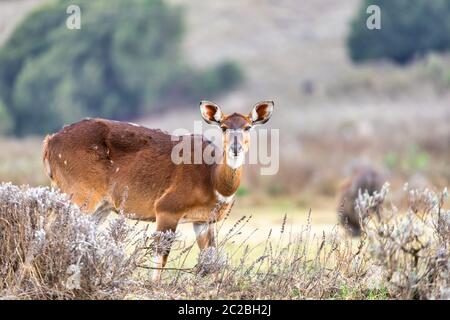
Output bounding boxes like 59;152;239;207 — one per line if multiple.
200;101;223;125
250;101;274;125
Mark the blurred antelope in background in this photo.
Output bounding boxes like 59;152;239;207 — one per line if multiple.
338;167;383;236
43;101;274;280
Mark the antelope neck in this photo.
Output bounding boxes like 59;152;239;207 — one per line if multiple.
212;154;242;197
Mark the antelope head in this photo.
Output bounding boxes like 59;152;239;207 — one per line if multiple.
200;100;274;169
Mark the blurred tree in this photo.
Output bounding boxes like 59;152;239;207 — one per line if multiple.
0;98;12;134
0;0;242;136
348;0;450;64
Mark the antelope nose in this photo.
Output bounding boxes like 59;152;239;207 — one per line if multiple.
231;137;243;156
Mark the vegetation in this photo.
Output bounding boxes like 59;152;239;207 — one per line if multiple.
0;0;242;136
0;183;150;299
0;99;12;134
0;183;448;299
0;0;448;301
348;0;450;64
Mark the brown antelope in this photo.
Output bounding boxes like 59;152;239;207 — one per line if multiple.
43;100;274;280
338;167;383;236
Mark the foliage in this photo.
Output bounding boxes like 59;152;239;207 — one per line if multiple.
0;99;12;134
0;183;150;299
348;0;450;64
0;0;242;136
357;184;450;299
1;183;448;299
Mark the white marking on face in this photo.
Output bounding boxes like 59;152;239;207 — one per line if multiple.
225;129;245;169
226;153;244;169
215;190;235;204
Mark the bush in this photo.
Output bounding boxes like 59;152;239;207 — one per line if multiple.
357;184;450;299
0;0;242;136
0;183;149;299
348;0;450;64
1;183;448;299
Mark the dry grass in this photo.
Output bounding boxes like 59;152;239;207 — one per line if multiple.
0;182;448;300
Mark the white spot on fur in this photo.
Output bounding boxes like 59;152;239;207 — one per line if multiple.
215;190;235;204
115;167;120;173
64;160;67;166
58;154;62;159
128;122;140;127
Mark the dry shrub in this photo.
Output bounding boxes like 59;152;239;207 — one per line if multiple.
0;182;448;300
358;184;450;299
0;183;149;299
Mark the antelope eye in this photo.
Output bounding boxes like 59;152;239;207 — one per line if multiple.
221;126;228;132
244;126;252;131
